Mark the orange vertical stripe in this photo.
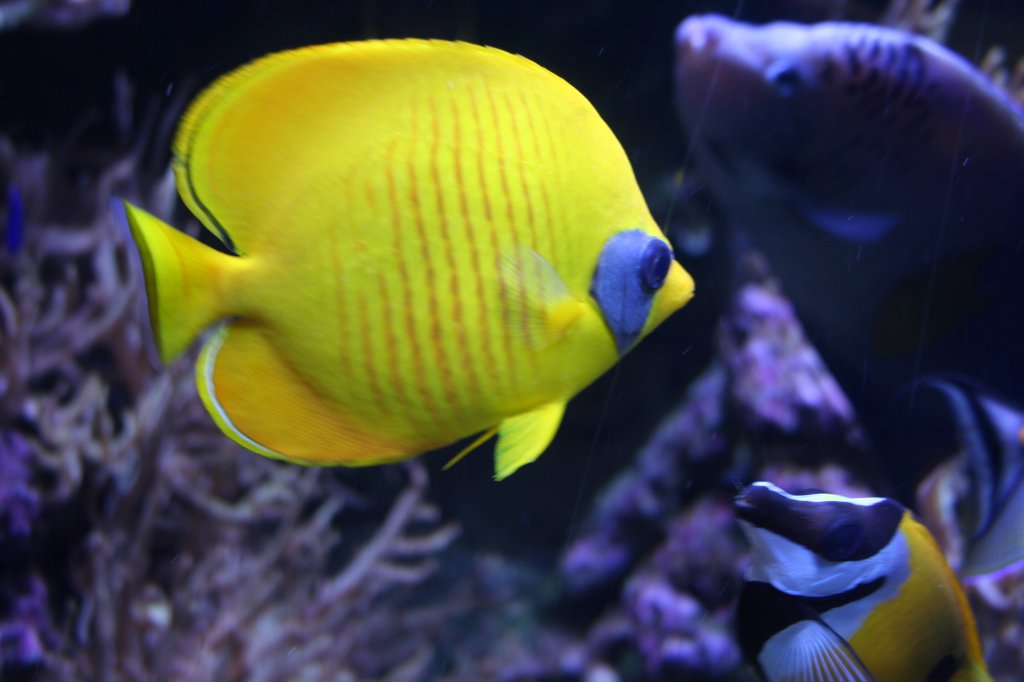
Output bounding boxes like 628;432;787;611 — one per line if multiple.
362;178;391;416
357;280;387;415
519;90;554;258
486;87;528;368
504;90;537;250
406;108;449;423
491;89;539;369
469;92;493;223
535;93;569;269
447;96;490;396
383;139;414;413
477;89;515;383
327;211;354;389
427;98;466;409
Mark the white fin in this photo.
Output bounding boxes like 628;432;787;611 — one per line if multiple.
759;619;876;682
493;401;566;480
925;380;1024;576
963;475;1024;575
499;248;583;349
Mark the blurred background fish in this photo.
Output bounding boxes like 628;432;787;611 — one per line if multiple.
735;481;991;681
908;378;1024;577
673;13;1024;491
121;39;694;480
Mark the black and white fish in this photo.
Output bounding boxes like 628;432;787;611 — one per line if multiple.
909;378;1024;576
735;481;991;681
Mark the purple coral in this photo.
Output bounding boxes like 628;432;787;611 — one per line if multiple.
720;254;863;445
561;364;730;597
0;577;50;673
0;430;37;539
622;497;744;679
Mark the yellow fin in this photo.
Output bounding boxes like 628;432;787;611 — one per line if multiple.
196;322;410;466
500;248;584;350
442;428;499;470
493;401;566;480
120;200;237;363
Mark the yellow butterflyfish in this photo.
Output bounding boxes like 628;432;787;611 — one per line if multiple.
121;39;694;479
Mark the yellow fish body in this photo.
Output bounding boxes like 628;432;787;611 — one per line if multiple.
122;39;693;479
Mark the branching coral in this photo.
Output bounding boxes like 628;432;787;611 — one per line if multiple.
60;451;459;681
881;0;962;41
979;46;1024;106
1;135;466;680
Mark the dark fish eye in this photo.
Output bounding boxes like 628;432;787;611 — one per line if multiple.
766;62;804;97
820;518;864;562
639;239;672;292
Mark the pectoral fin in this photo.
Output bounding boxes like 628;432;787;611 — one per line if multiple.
493;401;567;480
500;248;583;350
759;619;876;682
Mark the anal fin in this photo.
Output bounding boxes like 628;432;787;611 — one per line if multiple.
493;401;566;480
196;323;408;466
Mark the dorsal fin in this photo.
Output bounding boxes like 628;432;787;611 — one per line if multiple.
172;40;575;255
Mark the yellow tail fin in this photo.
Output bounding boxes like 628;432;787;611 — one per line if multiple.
121;200;238;363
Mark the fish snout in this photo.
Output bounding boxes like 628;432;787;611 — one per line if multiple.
675;15;726;62
591;231;693;355
650;260;694;327
734;481;780;527
675;14;733;73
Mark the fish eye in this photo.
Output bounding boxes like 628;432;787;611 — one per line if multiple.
766;62;804;97
820;518;864;562
640;239;672;292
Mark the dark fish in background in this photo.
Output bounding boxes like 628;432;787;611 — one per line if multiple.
673;15;1024;486
909;378;1024;576
5;185;23;253
735;481;991;681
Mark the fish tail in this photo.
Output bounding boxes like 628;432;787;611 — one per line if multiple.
120;200;239;363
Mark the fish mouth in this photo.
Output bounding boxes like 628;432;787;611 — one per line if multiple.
675;14;726;62
733;485;772;527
